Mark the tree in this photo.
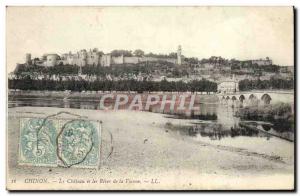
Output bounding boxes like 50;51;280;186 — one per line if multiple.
168;52;177;58
133;49;145;57
111;50;133;57
8;78;219;92
231;64;241;70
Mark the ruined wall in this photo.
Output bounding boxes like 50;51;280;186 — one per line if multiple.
124;57;140;64
86;52;100;65
41;51;178;67
100;54;111;67
111;56;124;64
252;59;272;66
111;56;177;65
140;57;177;64
44;54;60;67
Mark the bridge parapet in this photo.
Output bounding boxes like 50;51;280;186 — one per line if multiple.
217;90;294;104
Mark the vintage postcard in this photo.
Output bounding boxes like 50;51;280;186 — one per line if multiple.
6;6;295;190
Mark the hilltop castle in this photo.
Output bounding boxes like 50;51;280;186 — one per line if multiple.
25;46;183;67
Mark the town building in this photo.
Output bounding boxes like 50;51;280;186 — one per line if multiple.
251;57;272;66
217;75;239;94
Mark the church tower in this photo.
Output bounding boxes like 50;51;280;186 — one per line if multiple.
25;53;32;65
177;45;182;65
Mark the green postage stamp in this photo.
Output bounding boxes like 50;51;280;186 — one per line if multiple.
19;117;101;168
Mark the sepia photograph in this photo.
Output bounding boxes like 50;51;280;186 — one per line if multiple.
6;6;295;190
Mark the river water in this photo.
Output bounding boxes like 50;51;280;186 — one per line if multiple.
8;93;294;161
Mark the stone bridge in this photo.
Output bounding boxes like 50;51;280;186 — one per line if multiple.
217;90;294;105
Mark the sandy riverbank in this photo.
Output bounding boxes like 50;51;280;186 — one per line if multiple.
7;107;294;190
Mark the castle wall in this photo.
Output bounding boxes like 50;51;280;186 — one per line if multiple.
69;56;83;66
124;57;140;64
162;58;177;64
140;57;177;64
252;60;272;66
111;56;124;64
86;52;100;65
34;48;180;67
100;54;111;67
140;57;158;62
111;56;177;65
44;54;59;67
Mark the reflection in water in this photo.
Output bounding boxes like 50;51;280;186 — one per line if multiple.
166;101;294;141
166;122;268;141
262;124;271;131
167;120;293;143
256;123;294;142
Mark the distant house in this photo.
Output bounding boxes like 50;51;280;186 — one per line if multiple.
279;66;294;74
217;76;239;94
251;57;272;66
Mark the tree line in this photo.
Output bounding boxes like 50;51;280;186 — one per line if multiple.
239;78;294;91
14;62;190;78
8;78;217;92
110;49;178;58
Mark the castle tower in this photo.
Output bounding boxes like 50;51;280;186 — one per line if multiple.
25;53;31;65
80;50;87;66
177;45;182;65
78;65;82;75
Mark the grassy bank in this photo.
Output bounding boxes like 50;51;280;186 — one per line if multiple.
237;103;294;132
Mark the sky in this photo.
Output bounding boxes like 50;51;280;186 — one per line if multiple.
6;6;294;72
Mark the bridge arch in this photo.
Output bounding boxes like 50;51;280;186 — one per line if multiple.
261;93;272;104
232;96;237;101
226;96;230;100
249;94;257;100
239;95;245;102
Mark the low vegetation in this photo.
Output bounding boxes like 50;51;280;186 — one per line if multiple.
8;77;218;92
239;78;294;91
237;103;294;132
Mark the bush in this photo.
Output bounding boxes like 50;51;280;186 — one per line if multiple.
237;102;294;125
